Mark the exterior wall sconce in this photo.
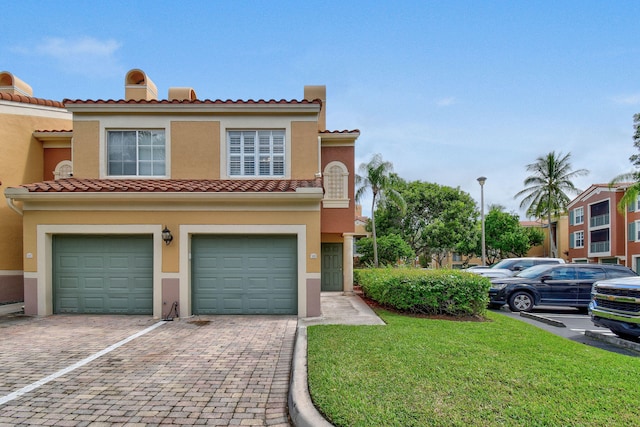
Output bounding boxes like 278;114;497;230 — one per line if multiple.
162;226;173;245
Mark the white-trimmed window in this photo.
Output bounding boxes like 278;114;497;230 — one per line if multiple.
573;207;584;225
323;161;349;208
228;130;285;177
107;130;166;176
573;230;584;248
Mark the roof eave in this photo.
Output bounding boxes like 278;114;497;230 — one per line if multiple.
64;102;321;115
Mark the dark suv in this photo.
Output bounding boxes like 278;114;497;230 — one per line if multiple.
488;263;637;312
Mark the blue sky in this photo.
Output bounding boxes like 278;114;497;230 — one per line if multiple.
3;1;640;217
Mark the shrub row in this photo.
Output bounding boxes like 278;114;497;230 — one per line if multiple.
354;268;491;317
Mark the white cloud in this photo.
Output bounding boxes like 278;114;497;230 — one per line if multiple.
436;96;456;107
12;36;124;78
611;93;640;105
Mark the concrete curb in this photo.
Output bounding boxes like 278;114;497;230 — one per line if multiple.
288;325;334;427
520;311;566;327
585;330;640;353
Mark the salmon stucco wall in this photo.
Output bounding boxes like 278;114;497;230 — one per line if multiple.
321;144;355;234
43;147;72;180
0;107;71;276
70;120;100;178
291;121;319;179
171;121;220;179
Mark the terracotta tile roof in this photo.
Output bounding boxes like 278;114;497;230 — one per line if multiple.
18;178;322;193
0;92;66;108
320;129;361;134
63;98;322;106
34;129;73;133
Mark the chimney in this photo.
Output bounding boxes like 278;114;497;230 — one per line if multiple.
168;87;197;101
0;71;34;97
304;85;326;131
125;69;158;100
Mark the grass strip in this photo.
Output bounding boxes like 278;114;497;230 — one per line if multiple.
307;310;640;427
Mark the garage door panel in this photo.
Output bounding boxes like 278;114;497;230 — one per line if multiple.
84;278;105;290
53;235;153;314
192;235;297;315
248;277;268;290
247;257;268;269
59;256;80;268
223;256;243;269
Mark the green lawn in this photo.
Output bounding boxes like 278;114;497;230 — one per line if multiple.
307;309;640;427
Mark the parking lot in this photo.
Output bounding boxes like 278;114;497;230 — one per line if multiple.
0;314;296;426
494;305;640;357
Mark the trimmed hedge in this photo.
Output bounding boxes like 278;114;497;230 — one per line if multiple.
354;268;491;317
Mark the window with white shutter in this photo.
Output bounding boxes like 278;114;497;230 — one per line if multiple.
228;130;285;177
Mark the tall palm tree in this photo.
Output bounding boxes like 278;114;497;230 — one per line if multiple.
355;154;406;267
610;113;640;211
515;151;588;257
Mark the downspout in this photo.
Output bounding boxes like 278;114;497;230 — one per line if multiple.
6;196;23;216
316;136;322;178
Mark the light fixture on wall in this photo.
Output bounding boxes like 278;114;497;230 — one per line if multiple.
162;226;173;245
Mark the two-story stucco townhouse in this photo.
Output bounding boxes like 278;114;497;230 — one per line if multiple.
4;69;359;318
0;71;73;304
566;183;640;269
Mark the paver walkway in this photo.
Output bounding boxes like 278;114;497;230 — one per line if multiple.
0;314;296;426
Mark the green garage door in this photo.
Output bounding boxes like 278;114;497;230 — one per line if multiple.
192;235;297;315
53;235;153;314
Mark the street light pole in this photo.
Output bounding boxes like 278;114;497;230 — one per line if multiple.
477;176;487;266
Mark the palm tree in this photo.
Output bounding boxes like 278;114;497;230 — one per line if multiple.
355;154;406;267
515;151;588;257
610;113;640;211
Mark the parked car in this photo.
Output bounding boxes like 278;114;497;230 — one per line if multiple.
589;276;640;340
488;263;637;312
469;257;565;279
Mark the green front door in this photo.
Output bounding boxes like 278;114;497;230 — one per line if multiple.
191;235;297;314
53;235;153;314
321;243;343;291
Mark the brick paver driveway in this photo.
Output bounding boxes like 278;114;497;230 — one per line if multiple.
0;314;296;426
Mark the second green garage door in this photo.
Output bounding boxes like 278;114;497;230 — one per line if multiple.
53;235;153;314
192;235;297;315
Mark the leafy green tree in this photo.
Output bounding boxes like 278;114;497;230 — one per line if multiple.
355;154;406;267
515;151;588;257
611;113;640;211
356;234;415;266
484;207;544;261
375;178;479;267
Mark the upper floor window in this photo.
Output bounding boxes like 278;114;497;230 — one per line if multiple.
573;230;584;248
572;207;584;225
228;130;285;177
107;130;166;176
322;161;349;208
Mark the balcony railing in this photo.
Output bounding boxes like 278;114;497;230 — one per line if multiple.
590;214;610;227
590;241;610;253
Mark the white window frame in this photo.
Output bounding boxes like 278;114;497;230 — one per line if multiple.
322;161;349;208
227;130;285;178
106;129;167;177
574;206;584;225
574;230;584;248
